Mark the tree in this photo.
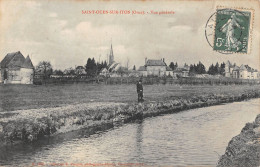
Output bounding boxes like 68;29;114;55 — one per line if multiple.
169;62;175;70
85;58;98;77
189;64;196;75
201;62;206;74
133;65;136;70
214;62;220;74
36;61;53;79
103;61;108;69
96;62;102;74
197;61;206;74
208;64;215;75
67;69;76;75
220;62;225;75
54;70;64;76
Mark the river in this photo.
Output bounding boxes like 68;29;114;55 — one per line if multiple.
0;99;259;167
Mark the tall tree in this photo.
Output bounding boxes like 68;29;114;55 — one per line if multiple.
169;62;175;70
208;64;215;75
54;70;64;76
220;62;225;75
103;61;108;69
85;58;92;72
197;61;206;74
85;58;98;77
36;61;53;79
133;65;136;70
214;62;220;74
189;64;196;76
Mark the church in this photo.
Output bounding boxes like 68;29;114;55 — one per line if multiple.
100;44;125;77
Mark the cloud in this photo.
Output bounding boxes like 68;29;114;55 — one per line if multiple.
25;1;41;8
0;1;259;70
49;12;58;18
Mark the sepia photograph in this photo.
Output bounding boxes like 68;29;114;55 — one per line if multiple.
0;0;259;166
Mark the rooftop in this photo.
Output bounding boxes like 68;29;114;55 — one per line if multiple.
146;59;166;66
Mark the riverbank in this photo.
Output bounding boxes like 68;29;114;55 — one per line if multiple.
217;114;260;167
0;87;259;147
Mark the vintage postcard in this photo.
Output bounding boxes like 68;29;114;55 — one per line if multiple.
0;0;259;167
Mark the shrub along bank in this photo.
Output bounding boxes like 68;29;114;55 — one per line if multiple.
0;89;259;147
217;114;260;167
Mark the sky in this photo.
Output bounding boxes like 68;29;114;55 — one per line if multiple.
0;0;259;70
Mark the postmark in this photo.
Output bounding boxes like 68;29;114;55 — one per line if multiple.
205;7;254;54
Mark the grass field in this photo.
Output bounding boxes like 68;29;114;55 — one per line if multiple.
0;84;260;112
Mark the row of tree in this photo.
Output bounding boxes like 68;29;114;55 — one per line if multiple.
85;58;108;77
168;61;225;75
35;58;109;78
208;62;225;75
35;58;226;79
189;62;207;74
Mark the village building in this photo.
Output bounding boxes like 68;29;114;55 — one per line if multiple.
138;58;173;77
0;51;34;84
100;68;109;77
173;64;190;78
225;61;258;79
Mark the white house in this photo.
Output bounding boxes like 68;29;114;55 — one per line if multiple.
225;61;258;79
138;58;173;77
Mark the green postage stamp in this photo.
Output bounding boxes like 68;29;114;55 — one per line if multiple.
213;8;253;54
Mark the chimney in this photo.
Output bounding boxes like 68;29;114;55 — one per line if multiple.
163;58;165;62
145;57;147;65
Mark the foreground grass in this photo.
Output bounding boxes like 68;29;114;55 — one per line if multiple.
0;84;260;112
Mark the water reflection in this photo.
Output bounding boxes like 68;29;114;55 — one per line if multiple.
135;121;144;163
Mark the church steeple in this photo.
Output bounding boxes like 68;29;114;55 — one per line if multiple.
109;43;114;65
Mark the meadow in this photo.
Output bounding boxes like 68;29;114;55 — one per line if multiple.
0;83;260;112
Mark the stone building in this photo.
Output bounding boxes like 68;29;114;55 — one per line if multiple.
173;64;190;78
138;58;173;77
225;61;258;79
0;51;34;84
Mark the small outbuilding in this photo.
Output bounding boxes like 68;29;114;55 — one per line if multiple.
0;51;34;84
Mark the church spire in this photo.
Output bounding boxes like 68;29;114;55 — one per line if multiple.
109;43;114;65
